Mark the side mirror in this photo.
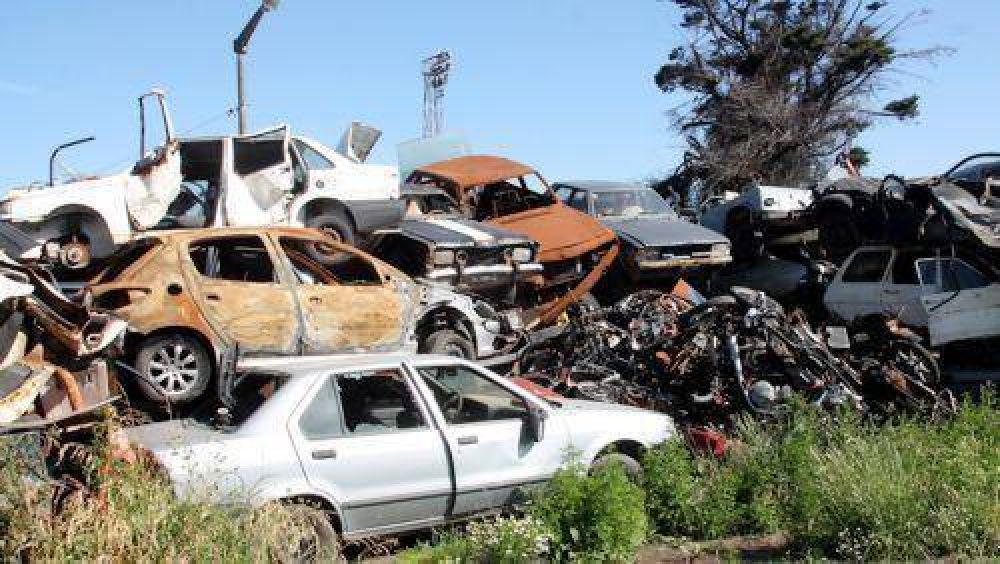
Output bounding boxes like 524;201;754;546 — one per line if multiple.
526;407;547;442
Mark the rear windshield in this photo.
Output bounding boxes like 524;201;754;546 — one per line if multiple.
191;371;288;426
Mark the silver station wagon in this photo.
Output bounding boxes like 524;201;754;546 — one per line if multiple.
125;353;675;543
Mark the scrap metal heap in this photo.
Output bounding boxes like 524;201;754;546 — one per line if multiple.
513;281;955;428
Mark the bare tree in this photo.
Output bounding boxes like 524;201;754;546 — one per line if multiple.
654;0;947;201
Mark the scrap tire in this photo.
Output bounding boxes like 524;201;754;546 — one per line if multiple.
135;333;213;405
591;452;644;484
420;329;476;360
818;207;861;263
306;213;356;247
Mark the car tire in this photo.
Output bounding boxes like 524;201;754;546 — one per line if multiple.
135;334;213;405
591;452;644;484
306;213;356;247
271;505;341;563
420;329;476;360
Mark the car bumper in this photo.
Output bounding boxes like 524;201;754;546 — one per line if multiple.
423;263;545;288
632;255;732;278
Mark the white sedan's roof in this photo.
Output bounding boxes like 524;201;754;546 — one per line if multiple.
237;351;462;377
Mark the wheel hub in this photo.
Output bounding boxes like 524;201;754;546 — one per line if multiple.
148;344;199;395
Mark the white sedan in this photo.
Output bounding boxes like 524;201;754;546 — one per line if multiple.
125;352;675;542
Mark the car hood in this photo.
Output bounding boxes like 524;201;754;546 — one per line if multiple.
400;217;534;248
487;203;616;262
603;216;729;248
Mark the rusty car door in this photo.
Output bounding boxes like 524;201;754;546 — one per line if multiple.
183;234;302;354
272;234;409;353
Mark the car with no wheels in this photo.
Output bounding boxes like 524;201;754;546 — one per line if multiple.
124;353;675;544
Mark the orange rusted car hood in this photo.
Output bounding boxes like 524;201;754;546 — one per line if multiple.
488;203;616;263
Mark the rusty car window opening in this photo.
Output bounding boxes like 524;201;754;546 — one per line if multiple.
188;236;276;283
278;237;381;286
336;368;426;434
95;239;160;284
469;176;555;222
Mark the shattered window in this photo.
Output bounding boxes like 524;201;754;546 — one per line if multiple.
279;238;381;285
95;239;160;284
188;236;276;283
842;250;890;283
336;369;426;434
417;365;528;425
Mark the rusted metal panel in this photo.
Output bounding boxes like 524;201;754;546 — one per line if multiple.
487;204;617;263
535;241;619;326
415;155;535;191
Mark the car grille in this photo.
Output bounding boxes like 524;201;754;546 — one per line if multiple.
659;244;714;259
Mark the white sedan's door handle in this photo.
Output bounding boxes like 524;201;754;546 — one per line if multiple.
457;435;478;445
311;448;337;460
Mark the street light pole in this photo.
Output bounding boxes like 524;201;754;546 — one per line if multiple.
233;0;279;135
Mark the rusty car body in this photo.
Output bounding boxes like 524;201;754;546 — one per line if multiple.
405;156;620;325
85;227;421;405
0;253;124;432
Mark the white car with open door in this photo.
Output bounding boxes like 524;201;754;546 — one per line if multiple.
824;245;1000;345
124;353;676;543
0;90;402;271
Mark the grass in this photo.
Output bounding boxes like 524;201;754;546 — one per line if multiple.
0;426;317;562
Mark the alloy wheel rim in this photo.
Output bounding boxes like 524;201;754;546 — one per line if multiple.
148;343;200;395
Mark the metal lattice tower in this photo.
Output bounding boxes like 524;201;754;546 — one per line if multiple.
422;51;452;138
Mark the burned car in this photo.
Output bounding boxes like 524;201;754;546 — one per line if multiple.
0;90;402;272
553;181;731;285
370;183;543;294
406;156;619;325
84;227;422;405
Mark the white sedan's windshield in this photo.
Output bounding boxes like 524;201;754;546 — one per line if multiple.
592;190;674;218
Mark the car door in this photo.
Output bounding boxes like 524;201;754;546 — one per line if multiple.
880;249;928;326
272;234;411;353
408;359;568;517
824;248;892;322
184;233;301;354
224;126;294;225
289;365;452;535
917;257;1000;346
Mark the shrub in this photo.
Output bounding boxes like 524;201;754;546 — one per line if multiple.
401;515;552;563
530;460;648;562
642;397;999;560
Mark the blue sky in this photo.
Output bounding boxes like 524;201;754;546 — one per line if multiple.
1;1;995;191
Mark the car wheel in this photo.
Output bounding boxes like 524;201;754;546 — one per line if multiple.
271;505;341;563
818;208;860;262
306;213;356;247
591;452;644;484
420;329;476;359
135;334;213;405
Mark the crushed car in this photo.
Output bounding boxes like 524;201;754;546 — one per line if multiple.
552;181;731;290
0;252;125;432
405;155;620;326
0;90;402;272
124;353;675;544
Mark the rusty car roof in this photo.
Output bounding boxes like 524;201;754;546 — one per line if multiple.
140;226;330;242
414;155;537;190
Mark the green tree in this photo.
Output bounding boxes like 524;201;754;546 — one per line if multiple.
654;0;947;200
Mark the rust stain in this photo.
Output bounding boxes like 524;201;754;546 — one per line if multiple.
414;155;536;191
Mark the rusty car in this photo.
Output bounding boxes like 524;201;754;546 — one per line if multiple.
83;227;422;405
404;156;620;325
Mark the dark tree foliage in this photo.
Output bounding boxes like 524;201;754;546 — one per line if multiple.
655;0;943;201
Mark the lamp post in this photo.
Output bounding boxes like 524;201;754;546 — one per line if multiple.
234;0;279;134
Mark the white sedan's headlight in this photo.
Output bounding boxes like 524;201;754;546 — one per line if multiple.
510;247;533;263
711;243;730;255
635;248;660;262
